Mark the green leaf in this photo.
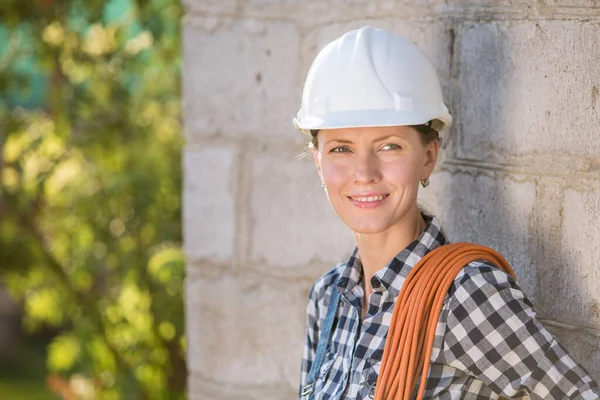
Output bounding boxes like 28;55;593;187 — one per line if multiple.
48;333;81;372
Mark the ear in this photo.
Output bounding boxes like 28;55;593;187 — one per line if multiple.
312;148;323;181
422;140;440;178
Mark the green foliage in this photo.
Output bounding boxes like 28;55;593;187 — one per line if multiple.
0;0;185;398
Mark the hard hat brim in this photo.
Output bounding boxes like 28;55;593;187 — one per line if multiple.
293;109;452;135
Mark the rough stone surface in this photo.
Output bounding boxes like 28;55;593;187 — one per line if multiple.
184;2;600;396
183;147;236;263
182;0;238;15
183;18;300;141
448;0;529;4
182;0;536;20
540;187;600;329
545;324;600;379
455;21;600;162
188;373;296;400
184;1;422;21
544;0;600;8
418;170;537;300
249;154;354;270
186;271;310;390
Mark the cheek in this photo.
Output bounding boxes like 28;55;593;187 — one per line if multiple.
319;160;348;188
382;158;421;185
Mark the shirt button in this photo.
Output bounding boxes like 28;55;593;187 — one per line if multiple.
372;280;381;289
368;383;376;399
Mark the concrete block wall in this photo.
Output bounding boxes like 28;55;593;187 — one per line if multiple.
182;1;600;398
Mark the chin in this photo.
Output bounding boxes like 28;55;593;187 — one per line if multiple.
343;217;395;235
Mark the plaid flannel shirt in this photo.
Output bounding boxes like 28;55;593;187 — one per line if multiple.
300;214;600;400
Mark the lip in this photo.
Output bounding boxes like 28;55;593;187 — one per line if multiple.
347;193;390;209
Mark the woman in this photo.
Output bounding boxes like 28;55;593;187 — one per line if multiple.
294;26;599;400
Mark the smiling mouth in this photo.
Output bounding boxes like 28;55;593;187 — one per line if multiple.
348;194;390;202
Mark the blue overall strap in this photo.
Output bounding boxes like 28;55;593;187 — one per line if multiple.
301;285;341;397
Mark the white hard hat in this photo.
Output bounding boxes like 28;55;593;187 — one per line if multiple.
293;26;452;134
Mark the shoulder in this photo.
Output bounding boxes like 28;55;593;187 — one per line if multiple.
454;259;517;289
448;258;534;313
308;262;345;307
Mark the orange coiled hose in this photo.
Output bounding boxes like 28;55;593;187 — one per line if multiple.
374;243;515;400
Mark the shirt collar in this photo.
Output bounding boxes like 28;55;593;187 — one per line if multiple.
336;214;448;299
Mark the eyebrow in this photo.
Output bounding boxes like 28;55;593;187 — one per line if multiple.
327;138;354;144
373;134;399;142
326;134;402;145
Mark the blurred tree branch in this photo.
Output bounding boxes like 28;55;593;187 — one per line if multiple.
0;0;185;398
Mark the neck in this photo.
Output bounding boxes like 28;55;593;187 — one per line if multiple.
354;209;426;298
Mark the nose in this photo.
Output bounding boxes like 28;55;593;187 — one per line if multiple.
353;151;382;184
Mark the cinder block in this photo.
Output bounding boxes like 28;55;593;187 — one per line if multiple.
544;0;600;8
183;0;415;20
539;187;600;329
181;0;238;14
186;271;310;389
445;0;529;5
456;21;600;162
249;154;354;269
544;324;600;380
188;373;296;400
183;147;236;263
418;170;537;299
183;0;533;20
183;18;300;141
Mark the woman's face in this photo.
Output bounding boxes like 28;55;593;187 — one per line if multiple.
313;126;438;235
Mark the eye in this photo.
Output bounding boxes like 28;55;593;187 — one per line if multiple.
330;146;351;153
381;143;402;151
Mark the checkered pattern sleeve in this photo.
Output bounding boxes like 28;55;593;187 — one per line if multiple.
300;283;320;395
443;261;600;400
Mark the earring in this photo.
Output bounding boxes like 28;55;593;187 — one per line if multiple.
420;178;430;188
320;181;325;188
